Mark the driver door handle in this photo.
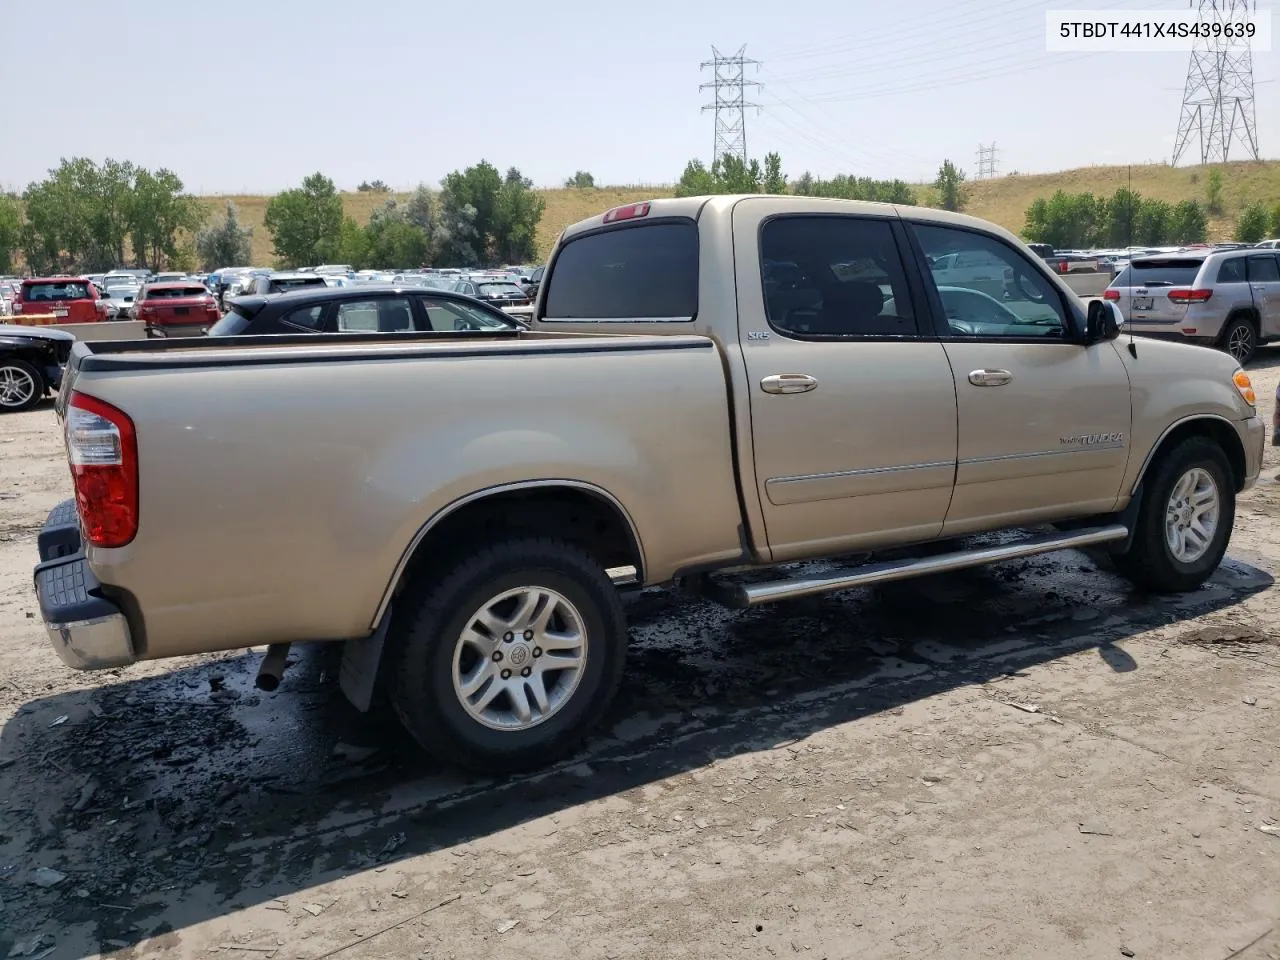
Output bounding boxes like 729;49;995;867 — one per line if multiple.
761;373;819;395
968;368;1013;387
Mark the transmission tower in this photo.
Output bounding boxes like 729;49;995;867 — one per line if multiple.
975;142;1000;179
700;45;762;167
1171;0;1260;165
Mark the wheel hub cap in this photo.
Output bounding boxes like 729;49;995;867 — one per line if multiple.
1164;467;1220;564
451;586;588;732
0;367;36;406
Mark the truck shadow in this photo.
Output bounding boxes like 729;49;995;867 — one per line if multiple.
0;546;1273;957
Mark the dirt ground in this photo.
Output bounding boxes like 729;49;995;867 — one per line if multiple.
3;354;1280;960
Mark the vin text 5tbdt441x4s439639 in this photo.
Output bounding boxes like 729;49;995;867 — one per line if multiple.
33;196;1264;773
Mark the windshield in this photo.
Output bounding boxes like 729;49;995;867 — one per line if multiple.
23;282;92;300
1114;259;1203;287
476;282;525;296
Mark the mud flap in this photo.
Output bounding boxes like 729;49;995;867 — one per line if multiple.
1107;484;1144;555
339;611;390;713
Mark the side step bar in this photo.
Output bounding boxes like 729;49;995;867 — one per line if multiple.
708;524;1129;609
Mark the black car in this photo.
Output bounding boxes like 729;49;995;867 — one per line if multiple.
208;285;527;336
521;265;545;300
451;278;533;311
0;325;75;413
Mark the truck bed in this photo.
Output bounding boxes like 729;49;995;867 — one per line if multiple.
61;328;746;660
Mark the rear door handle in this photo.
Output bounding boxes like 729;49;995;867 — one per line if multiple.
968;368;1013;387
761;373;818;395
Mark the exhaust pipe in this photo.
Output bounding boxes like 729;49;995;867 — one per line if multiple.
255;643;292;692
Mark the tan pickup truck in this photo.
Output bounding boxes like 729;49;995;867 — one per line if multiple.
34;196;1265;773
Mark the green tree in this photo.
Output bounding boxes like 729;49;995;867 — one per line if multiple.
405;185;434;234
195;201;254;270
810;174;914;204
263;172;344;267
792;171;815;196
1205;167;1225;215
564;171;596;189
0;194;21;275
762;152;787;194
675;159;718;197
933;159;968;212
1169;200;1209;244
493;167;546;263
1236;202;1271;244
1135;199;1173;246
335;217;371;269
129;168;205;272
439;161;503;254
362;199;432;268
21;160;96;272
1103;188;1142;246
1023;191;1104;249
357;180;390;192
1269;202;1280;238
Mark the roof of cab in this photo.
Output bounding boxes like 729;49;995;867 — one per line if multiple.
556;194;1031;252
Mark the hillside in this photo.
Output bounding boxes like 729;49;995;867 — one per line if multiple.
206;160;1280;266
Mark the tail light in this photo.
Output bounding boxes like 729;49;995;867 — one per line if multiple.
12;300;22;313
66;392;138;548
1103;289;1120;301
1167;288;1213;303
1059;260;1069;273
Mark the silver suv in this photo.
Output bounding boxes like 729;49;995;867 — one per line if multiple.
1105;249;1280;363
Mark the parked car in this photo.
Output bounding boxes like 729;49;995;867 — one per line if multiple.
0;280;16;316
452;278;533;318
210;285;524;336
33;196;1263;775
11;277;109;323
102;284;140;320
521;265;545;300
135;282;222;337
0;324;75;412
247;272;329;296
1255;239;1280;250
1104;249;1280;362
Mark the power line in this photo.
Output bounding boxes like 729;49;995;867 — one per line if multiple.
700;45;762;167
1172;0;1261;164
975;142;1000;179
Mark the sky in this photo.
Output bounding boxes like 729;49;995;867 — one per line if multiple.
1;0;1277;194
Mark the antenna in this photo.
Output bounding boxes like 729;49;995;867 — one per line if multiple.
1127;163;1137;358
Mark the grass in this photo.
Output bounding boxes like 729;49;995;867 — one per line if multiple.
205;160;1280;266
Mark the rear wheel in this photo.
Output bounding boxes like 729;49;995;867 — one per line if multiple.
387;537;627;774
0;358;45;413
1112;437;1234;593
1220;316;1256;364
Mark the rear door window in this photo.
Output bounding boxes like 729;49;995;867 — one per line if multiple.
1247;255;1280;282
280;304;326;331
24;282;92;301
543;220;698;320
334;297;417;332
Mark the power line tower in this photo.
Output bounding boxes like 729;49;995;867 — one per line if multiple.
975;142;999;179
1171;0;1260;165
700;45;762;167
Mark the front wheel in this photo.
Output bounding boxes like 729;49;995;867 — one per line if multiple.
387;537;627;774
0;358;46;412
1112;437;1234;593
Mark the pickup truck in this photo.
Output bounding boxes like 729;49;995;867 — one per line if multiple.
33;196;1265;774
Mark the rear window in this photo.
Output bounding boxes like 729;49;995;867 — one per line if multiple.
1114;259;1204;287
23;281;92;301
145;286;207;299
270;276;326;291
543;221;698;319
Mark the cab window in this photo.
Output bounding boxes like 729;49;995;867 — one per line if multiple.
913;224;1068;338
759;216;917;337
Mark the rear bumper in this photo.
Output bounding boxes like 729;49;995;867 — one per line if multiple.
32;500;136;670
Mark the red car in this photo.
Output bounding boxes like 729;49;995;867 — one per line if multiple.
12;277;109;324
135;282;221;336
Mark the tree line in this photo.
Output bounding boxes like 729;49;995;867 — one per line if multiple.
0;158;547;276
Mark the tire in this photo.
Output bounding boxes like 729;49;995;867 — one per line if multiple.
1112;436;1234;594
1219;316;1256;364
387;537;627;774
0;358;46;413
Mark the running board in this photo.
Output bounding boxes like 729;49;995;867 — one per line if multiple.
708;524;1129;609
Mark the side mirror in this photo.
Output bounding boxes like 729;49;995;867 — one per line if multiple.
1085;299;1121;343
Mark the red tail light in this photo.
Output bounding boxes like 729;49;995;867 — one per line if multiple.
1059;260;1069;272
602;202;651;224
66;392;138;548
1103;288;1120;301
1167;288;1213;303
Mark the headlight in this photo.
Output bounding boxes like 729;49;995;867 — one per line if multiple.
1233;369;1256;406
